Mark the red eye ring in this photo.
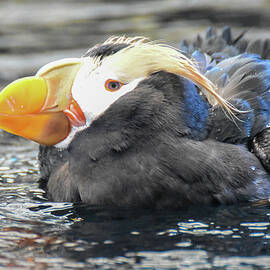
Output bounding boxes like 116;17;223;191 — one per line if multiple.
105;79;124;92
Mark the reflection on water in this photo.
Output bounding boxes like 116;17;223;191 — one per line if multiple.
1;0;270;268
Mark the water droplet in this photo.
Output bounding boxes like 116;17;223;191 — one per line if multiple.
0;167;10;171
104;240;114;245
175;241;192;247
130;231;140;235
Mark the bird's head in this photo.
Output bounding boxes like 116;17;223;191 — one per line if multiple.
0;36;229;148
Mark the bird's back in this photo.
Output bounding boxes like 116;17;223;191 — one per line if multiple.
182;27;270;171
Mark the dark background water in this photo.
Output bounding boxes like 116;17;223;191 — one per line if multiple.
1;0;270;269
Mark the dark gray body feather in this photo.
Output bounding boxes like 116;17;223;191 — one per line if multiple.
39;27;270;208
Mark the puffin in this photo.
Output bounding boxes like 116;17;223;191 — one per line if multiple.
1;27;270;208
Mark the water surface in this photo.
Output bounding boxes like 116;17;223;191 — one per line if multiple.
1;145;270;269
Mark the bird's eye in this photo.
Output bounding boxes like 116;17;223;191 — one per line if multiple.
105;79;124;92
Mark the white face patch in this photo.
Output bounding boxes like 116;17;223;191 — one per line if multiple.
72;59;144;124
55;57;144;149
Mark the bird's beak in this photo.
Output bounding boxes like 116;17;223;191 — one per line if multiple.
0;58;86;146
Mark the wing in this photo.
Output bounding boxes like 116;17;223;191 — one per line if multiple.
180;26;270;61
181;27;270;170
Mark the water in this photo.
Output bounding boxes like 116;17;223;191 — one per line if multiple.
1;0;270;269
1;152;270;269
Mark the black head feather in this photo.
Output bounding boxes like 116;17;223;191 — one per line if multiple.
84;43;129;60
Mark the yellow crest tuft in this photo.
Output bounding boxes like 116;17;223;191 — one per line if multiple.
98;36;239;114
103;36;150;46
